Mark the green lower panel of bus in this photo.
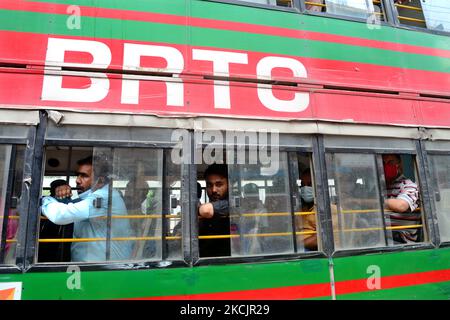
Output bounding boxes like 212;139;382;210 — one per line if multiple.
333;247;450;300
1;247;450;299
1;258;331;300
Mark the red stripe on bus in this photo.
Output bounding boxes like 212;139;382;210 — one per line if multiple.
3;0;450;60
128;282;332;300
335;268;450;295
127;268;450;300
2;30;449;95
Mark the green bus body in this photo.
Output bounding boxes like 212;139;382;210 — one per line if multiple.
1;247;449;299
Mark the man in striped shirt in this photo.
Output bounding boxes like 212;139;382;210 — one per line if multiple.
383;154;421;244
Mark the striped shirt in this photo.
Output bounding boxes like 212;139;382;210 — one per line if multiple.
385;175;421;243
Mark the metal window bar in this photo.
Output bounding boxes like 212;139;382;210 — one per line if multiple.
421;148;442;246
414;141;436;245
161;150;169;261
0;145;16;264
312;136;334;256
105;148;114;261
22;113;46;269
375;154;390;247
328;153;346;249
59;146;74;262
287;152;300;253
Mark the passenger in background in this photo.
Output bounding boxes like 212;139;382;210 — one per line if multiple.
124;177;150;234
41;155;133;262
383;154;420;244
263;175;292;253
197;164;230;258
38;179;77;262
124;176;160;259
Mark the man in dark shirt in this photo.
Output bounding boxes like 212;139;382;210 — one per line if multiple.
198;164;230;258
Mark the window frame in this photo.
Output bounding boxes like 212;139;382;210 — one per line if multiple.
421;140;450;247
24;119;192;273
194;135;327;266
0;126;37;273
321;137;436;258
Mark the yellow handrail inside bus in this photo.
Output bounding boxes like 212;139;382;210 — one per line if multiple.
395;3;423;12
304;1;326;8
397;16;426;24
36;235;182;243
21;221;423;244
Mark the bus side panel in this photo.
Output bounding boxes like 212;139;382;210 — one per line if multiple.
332;247;450;299
0;258;331;300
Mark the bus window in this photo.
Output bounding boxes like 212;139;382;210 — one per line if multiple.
305;0;386;22
429;155;450;243
0;145;24;265
38;146;182;263
326;152;426;251
394;0;450;33
326;153;386;250
383;154;424;245
197;145;319;258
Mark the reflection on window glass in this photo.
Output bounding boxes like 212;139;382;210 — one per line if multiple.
429;155;450;242
307;0;385;21
420;0;450;32
326;153;386;250
229;152;295;257
165;153;182;260
243;0;293;7
109;148;164;262
39;147;182;263
0;145;24;265
0;146;11;261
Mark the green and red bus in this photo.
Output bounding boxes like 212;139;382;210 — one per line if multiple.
0;0;450;300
